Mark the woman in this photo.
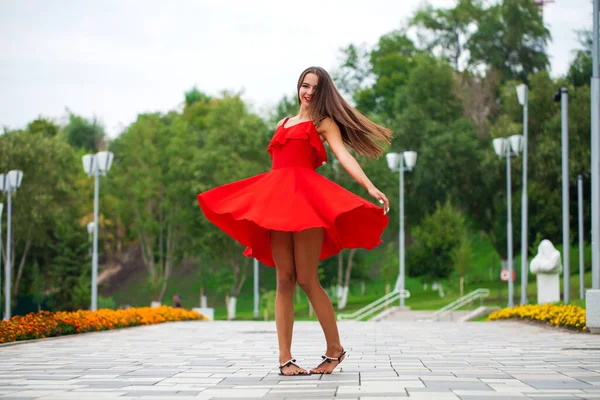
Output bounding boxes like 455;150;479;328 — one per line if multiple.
197;66;392;376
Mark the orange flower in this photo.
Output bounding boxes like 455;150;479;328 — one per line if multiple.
0;306;207;343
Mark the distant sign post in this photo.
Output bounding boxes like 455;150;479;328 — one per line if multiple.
501;269;516;282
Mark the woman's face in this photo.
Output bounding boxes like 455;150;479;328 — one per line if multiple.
299;73;318;108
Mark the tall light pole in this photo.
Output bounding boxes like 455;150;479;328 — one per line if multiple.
591;0;600;291
1;170;24;321
253;258;259;319
554;87;570;303
516;84;529;305
87;222;95;259
493;135;524;308
82;151;114;312
386;151;417;308
0;201;3;320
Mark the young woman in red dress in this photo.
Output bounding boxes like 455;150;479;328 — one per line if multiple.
198;66;392;375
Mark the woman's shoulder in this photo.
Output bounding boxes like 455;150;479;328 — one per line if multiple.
315;117;338;134
277;117;289;128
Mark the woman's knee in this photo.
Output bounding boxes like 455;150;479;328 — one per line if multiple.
276;272;296;292
297;276;320;295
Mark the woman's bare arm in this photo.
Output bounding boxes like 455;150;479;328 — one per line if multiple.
319;118;390;213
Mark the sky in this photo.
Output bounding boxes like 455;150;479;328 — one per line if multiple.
0;0;593;138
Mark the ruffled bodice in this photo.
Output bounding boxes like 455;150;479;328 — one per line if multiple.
267;120;328;170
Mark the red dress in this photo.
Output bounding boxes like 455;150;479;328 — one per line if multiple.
197;118;388;267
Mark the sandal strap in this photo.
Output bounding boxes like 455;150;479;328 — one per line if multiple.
279;358;298;369
320;349;347;364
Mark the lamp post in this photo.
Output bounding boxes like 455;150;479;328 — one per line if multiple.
0;202;3;320
386;151;417;308
493;136;523;308
87;222;95;259
516;84;529;305
82;151;114;312
253;258;259;319
554;87;570;303
1;170;24;320
591;0;600;291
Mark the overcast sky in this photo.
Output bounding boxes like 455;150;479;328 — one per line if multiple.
0;0;592;138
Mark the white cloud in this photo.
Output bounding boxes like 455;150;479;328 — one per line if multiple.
0;0;592;138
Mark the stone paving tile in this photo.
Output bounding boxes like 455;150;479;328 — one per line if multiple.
0;320;599;399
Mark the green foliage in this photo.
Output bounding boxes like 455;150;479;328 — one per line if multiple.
411;0;483;70
270;95;298;126
62;112;106;152
260;289;276;320
110;111;197;302
380;242;398;286
567;30;592;88
452;233;473;278
47;221;91;311
98;296;117;310
467;0;551;83
408;201;467;281
27;118;59;137
184;87;211;107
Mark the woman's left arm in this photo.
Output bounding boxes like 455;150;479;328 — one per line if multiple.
319;118;390;213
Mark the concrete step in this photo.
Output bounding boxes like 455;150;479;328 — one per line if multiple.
373;307;484;322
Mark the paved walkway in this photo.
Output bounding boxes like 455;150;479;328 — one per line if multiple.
0;319;599;399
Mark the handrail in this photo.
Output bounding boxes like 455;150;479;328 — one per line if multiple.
337;289;410;321
421;288;490;321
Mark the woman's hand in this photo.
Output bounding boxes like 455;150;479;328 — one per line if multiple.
367;186;390;215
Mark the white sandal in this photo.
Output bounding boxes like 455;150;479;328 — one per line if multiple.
278;358;308;376
311;348;347;374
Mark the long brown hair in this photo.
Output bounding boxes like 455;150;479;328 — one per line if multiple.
297;66;393;158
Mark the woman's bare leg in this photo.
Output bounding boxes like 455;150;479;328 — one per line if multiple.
293;228;345;374
271;230;308;375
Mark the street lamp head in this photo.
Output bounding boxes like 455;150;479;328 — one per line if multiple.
386;152;400;171
7;170;23;191
82;154;97;177
96;151;114;175
493;138;508;157
87;222;95;235
553;87;568;102
553;89;561;103
516;84;528;106
509;135;524;155
403;151;418;170
0;203;3;218
0;174;5;192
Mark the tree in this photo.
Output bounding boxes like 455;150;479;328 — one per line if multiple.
27;117;59;137
354;31;419;121
567;29;593;88
333;43;373;98
0;130;81;305
190;93;271;318
336;249;358;310
62;112;106;152
110;112;197;303
47;220;91;311
185;87;211;107
411;0;483;70
467;0;551;83
452;233;473;297
407;200;467;281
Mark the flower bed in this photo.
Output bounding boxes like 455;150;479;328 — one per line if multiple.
487;304;587;332
0;306;207;343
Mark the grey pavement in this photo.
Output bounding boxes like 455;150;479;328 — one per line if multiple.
0;319;599;399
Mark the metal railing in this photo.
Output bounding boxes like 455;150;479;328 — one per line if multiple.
337;288;411;321
420;288;490;322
